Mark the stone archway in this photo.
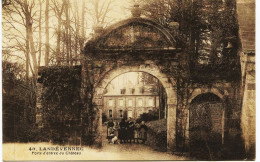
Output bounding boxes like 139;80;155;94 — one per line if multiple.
188;90;226;159
185;88;227;144
188;88;225;104
93;63;177;150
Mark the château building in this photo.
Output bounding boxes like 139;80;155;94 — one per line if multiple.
103;85;160;122
103;72;164;122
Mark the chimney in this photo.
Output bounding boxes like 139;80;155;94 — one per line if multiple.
131;3;141;18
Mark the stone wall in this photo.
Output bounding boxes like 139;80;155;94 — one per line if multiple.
175;81;242;151
237;0;255;159
240;53;255;158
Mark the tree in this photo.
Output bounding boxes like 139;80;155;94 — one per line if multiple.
38;66;82;144
139;0;172;27
51;0;65;65
3;0;40;76
2;60;36;142
87;0;113;26
38;0;43;67
45;0;50;66
64;0;71;65
2;0;97;144
139;0;239;67
72;1;80;65
23;0;38;76
139;72;166;119
79;0;86;50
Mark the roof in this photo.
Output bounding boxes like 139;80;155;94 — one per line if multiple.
104;84;159;96
237;1;255;51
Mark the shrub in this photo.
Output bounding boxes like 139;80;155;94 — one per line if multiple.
138;109;159;122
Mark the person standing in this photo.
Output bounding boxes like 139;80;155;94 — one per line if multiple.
134;121;140;143
119;118;127;143
125;118;130;143
140;121;147;144
114;121;119;137
128;118;135;143
107;119;114;143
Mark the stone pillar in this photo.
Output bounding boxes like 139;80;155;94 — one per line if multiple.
166;86;177;151
167;103;177;151
93;87;105;147
184;108;189;148
92;104;103;147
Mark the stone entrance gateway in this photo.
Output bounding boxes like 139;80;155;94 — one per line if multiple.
80;9;241;153
32;2;247;158
81;16;180;150
94;65;177;150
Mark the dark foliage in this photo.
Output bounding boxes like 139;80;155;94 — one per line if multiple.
140;0;241;82
138;110;159;122
154;131;167;152
146;119;167;152
38;66;83;144
2;61;39;142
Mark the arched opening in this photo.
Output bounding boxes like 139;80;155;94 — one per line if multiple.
103;72;167;123
101;71;168;149
93;64;177;150
189;92;225;160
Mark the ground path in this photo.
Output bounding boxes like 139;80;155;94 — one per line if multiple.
99;125;190;160
100;141;189;160
2;127;190;161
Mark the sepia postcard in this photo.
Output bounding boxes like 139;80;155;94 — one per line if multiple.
2;0;255;161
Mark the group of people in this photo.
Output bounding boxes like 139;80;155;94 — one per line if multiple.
107;118;147;144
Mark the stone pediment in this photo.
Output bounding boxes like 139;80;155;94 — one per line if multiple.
84;18;176;52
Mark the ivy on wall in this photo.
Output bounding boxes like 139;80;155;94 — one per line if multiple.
38;66;83;144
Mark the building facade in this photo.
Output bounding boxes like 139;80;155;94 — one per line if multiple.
237;0;255;159
103;87;160;122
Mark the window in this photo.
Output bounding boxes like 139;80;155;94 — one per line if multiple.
128;110;133;118
137;110;143;118
119;99;124;106
120;89;126;94
138;98;143;107
128;99;133;107
139;87;144;94
108;99;113;107
109;110;112;118
130;88;135;94
148;98;154;107
119;110;123;118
